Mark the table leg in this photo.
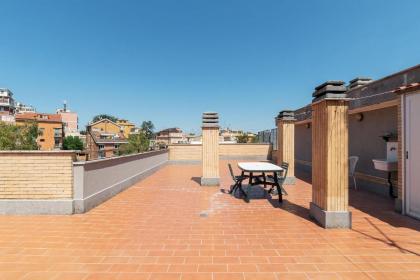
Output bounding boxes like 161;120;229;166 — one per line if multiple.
274;172;283;203
239;171;247;198
249;172;253;185
262;172;267;188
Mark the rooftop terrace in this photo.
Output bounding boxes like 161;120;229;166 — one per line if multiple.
1;160;420;280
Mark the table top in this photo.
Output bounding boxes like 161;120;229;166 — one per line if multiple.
238;162;283;172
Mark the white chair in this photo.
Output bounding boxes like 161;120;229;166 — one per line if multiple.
349;156;359;190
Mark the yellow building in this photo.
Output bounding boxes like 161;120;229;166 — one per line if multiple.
116;119;135;138
90;119;122;134
15;113;64;150
86;119;128;159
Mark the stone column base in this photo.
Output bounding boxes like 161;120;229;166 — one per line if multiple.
309;202;352;229
284;176;296;185
201;177;220;186
394;198;402;213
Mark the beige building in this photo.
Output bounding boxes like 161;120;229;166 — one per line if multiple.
156;128;187;145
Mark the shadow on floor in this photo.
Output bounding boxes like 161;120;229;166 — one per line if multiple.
191;177;201;185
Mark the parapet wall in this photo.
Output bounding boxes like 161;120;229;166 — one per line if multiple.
168;143;272;162
0;150;169;215
0;151;75;200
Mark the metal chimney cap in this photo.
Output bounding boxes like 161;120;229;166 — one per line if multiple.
349;77;372;84
202;112;219;128
277;110;296;120
312;80;347;98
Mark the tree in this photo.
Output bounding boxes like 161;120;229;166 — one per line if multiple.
141;121;155;140
0;122;39;150
92;114;118;123
119;132;149;155
63;136;84;150
236;133;249;143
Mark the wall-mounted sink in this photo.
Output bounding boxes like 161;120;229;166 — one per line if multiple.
372;159;398;172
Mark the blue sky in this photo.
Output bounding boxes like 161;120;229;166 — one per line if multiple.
1;0;420;134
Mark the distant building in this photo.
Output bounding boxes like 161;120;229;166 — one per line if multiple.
220;128;256;143
56;101;79;135
0;88;15;116
257;128;277;150
86;118;128;159
15;102;36;114
15;112;64;150
156;128;187;145
117;119;135;138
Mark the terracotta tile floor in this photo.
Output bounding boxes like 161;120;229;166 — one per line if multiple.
1;161;420;280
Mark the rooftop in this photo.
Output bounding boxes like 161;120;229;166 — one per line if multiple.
15;112;62;123
1;161;419;280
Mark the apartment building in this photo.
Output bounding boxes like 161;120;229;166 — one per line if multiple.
15;113;64;150
15;102;36;114
0;89;16;120
56;102;79;135
86;119;128;159
156;128;187;145
116;119;135;138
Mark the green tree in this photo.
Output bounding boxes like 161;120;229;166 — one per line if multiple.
0;122;39;150
92;114;118;123
63;136;84;150
119;132;150;155
141;121;155;140
236;133;249;143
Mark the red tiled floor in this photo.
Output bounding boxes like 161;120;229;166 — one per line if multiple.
1;161;420;280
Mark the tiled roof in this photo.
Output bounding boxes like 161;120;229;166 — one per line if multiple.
394;83;420;94
15;112;62;123
89;130;128;144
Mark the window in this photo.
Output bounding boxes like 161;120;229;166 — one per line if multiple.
54;138;60;148
98;144;105;150
114;144;119;149
39;128;45;136
54;128;61;137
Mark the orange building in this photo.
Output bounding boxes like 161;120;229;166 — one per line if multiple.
15;113;64;150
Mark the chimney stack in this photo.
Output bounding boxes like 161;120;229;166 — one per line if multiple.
348;77;373;89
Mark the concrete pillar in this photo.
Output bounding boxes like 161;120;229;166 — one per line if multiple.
201;112;220;186
276;110;296;185
309;81;352;228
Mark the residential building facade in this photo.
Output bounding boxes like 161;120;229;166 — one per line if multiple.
15;102;36;114
156;128;187;145
86;119;128;159
0;89;15;116
15;113;64;150
56;102;79;135
116;119;135;138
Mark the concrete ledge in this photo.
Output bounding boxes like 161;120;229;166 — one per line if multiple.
0;200;74;215
309;202;352;229
220;155;270;161
201;177;220;186
74;161;167;214
395;198;402;213
168;160;201;165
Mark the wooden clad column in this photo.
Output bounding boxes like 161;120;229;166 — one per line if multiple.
276;110;296;185
201;112;220;186
309;81;352;228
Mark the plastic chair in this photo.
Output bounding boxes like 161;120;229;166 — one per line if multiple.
349;156;359;190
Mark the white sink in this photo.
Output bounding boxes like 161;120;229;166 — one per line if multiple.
372;159;398;172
